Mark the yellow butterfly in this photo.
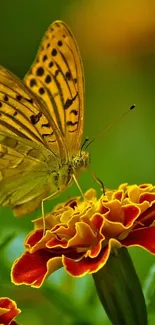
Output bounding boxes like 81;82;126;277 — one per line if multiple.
0;20;89;217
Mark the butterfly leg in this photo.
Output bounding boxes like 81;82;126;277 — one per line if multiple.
41;190;60;235
88;168;105;195
72;174;85;199
94;175;105;195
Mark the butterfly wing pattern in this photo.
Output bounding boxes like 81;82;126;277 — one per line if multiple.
25;21;84;156
0;21;89;216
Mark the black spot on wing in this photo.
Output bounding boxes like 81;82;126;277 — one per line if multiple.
51;49;57;56
66;121;78;126
66;120;78;133
4;95;8;102
30;112;42;125
45;75;52;84
36;67;44;76
65;71;71;80
64;93;78;110
42;132;54;137
42;132;56;142
64;99;72;110
58;40;63;47
16;94;22;101
55;70;59;77
39;87;45;95
70;109;78;116
30;78;37;88
43;55;48;62
26;98;33;104
41;123;50;128
49;61;54;68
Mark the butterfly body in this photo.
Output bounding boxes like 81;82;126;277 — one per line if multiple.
45;149;89;193
49;149;89;191
0;131;89;214
0;20;88;216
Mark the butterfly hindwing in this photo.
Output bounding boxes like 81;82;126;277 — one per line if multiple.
0;131;59;212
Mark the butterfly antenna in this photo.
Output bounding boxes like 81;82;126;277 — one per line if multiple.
80;137;89;152
85;104;135;149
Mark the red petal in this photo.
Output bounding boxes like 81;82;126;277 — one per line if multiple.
122;226;155;253
0;298;20;325
26;229;43;247
91;214;104;230
139;193;155;204
136;204;155;228
123;205;140;227
11;250;62;287
63;248;109;276
63;238;121;276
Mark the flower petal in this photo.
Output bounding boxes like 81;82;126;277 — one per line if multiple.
0;297;20;325
63;238;121;276
11;250;62;287
11;184;155;285
122;226;155;253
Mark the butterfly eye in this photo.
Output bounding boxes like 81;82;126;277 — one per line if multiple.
72;157;83;169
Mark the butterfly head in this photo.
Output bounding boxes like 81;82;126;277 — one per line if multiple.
72;151;89;173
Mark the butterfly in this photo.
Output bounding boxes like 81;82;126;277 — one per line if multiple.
0;20;89;217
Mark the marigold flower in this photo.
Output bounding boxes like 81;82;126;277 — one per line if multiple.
0;297;21;325
11;183;155;288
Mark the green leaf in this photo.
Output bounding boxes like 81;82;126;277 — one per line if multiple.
93;247;147;325
143;264;155;312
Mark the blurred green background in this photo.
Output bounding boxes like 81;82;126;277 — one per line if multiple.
0;0;155;324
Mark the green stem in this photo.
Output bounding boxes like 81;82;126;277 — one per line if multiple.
93;247;147;325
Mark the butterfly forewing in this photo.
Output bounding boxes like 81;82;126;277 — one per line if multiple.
0;66;67;160
25;21;84;156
